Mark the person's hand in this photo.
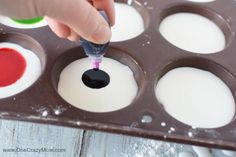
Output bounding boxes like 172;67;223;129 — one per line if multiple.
0;0;115;44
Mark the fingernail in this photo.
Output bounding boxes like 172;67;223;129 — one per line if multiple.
91;24;111;44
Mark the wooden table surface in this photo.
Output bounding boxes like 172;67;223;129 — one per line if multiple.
0;119;232;157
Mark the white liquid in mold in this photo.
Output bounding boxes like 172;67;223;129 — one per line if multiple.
155;67;235;128
111;3;145;42
58;57;138;113
0;42;41;98
159;13;225;54
0;16;47;29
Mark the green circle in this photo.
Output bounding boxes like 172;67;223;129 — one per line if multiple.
12;17;43;25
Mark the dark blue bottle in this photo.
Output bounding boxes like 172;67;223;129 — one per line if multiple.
80;11;110;69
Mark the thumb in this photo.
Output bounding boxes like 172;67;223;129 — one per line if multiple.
38;0;111;44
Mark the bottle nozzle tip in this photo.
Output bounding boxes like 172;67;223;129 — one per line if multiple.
92;59;101;69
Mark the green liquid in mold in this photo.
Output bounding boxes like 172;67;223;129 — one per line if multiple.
12;17;43;24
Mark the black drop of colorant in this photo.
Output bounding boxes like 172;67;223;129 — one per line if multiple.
82;69;110;89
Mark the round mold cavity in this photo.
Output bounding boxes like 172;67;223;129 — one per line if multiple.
52;47;144;113
155;58;236;129
0;16;47;29
0;33;46;99
158;5;232;54
110;1;150;42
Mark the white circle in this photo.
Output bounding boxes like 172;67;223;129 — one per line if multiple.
0;42;41;98
155;67;235;128
58;57;138;113
111;3;145;42
159;13;226;54
0;16;47;29
187;0;215;2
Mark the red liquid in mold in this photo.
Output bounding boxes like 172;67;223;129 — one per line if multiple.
0;48;26;87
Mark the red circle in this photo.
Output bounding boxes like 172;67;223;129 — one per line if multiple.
0;48;26;87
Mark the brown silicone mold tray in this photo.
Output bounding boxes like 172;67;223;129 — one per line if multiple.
1;0;236;150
